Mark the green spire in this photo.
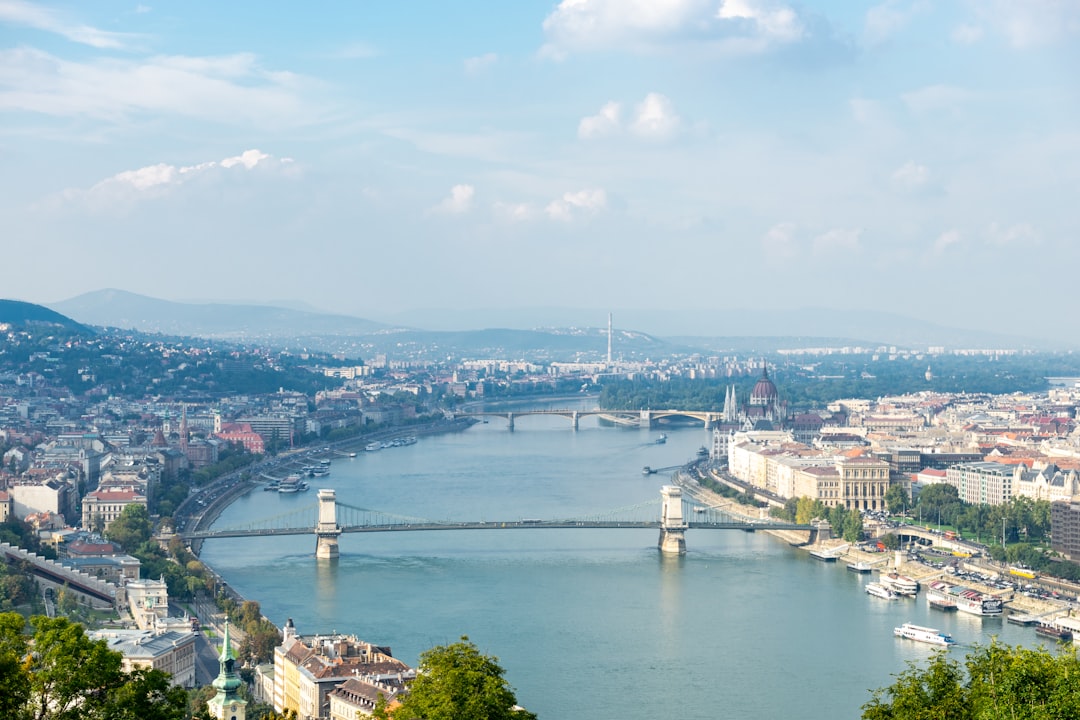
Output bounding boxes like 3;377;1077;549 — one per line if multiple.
211;620;245;696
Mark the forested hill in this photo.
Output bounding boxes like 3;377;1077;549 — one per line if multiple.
0;299;90;333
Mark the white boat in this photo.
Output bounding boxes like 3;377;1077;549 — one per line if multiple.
893;622;956;646
925;580;1003;616
879;572;919;596
846;561;873;573
866;582;898;600
277;474;304;494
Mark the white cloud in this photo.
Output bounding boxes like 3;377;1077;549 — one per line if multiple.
578;94;681;140
812;227;862;254
975;0;1080;49
493;201;536;221
986;222;1038;246
0;0;139;49
546;188;607;221
541;0;804;57
630;93;681;140
862;1;917;46
891;160;929;190
47;149;292;209
761;222;798;260
901;84;974;116
464;53;498;74
951;23;983;44
933;229;962;255
578;101;622;139
432;184;476;214
0;48;318;127
717;0;802;43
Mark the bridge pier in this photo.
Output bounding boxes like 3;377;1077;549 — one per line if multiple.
571;411;579;430
507;412;514;431
658;485;688;555
640;409;653;429
316;489;341;560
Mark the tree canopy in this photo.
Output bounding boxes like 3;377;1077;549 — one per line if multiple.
0;613;188;720
374;636;536;720
863;641;1080;719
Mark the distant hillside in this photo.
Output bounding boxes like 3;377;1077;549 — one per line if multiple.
386;306;1056;350
0;299;90;333
50;289;391;339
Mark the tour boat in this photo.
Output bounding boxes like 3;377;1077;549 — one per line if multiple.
879;572;919;596
893;622;956;647
866;582;898;600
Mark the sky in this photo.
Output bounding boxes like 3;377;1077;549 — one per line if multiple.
1;1;1078;339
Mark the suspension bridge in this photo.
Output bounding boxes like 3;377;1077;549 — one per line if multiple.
180;487;820;559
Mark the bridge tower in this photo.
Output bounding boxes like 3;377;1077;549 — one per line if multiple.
316;489;341;560
658;485;688;555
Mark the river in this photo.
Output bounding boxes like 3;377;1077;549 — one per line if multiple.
200;400;1057;719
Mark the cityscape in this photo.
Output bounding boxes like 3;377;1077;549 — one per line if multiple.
3;1;1080;718
5;296;1080;717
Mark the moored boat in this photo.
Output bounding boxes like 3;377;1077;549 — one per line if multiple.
810;548;840;562
879;572;919;596
866;582;898;600
893;622;956;646
277;474;304;494
929;597;957;612
1007;613;1039;626
925;580;1003;616
1035;623;1072;642
847;561;873;573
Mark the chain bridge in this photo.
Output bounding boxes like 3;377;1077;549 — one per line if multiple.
181;487;818;559
454;408;723;430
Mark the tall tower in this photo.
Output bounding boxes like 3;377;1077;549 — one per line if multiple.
179;405;189;454
207;622;247;720
607;313;613;366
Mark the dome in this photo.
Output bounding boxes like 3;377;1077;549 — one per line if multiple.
749;367;778;406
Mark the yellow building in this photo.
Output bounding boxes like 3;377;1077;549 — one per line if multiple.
273;619;412;720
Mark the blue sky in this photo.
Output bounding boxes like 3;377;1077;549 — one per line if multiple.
2;1;1078;337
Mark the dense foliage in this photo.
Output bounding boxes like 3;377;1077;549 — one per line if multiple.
863;642;1080;719
374;637;536;720
599;353;1079;412
770;497;864;542
0;328;336;400
0;613;188;720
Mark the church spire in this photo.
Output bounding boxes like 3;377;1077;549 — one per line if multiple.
208;621;246;720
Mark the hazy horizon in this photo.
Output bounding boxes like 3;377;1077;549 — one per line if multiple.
3;2;1077;339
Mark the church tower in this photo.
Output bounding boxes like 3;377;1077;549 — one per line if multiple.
207;622;247;720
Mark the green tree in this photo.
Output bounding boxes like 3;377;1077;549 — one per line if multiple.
104;504;153;551
862;641;1080;719
795;497;826;525
884;485;909;516
842;512;864;543
0;613;187;720
374;636;536;720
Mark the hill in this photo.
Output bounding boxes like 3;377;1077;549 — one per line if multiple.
50;289;391;339
0;299;90;333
